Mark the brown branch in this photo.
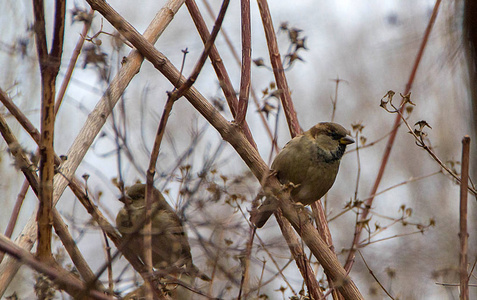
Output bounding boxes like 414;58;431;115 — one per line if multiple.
459;136;470;300
0;234;112;300
235;0;251;126
51;0;66;58
33;0;66;261
256;0;300;137
201;0;278;151
32;0;48;63
51;209;104;290
237;226;255;299
311;200;343;300
184;0;257;149
343;0;442;271
169;0;230;101
275;210;324;300
2;181;29;241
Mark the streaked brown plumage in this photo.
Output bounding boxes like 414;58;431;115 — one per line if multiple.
251;122;354;228
116;184;208;281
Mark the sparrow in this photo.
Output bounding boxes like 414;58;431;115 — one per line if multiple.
251;122;355;228
116;183;209;281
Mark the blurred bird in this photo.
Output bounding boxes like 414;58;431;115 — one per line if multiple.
251;122;355;228
116;183;209;281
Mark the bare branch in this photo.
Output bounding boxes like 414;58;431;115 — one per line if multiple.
344;0;443;271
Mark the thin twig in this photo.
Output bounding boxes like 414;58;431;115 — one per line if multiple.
185;0;257;149
168;0;230;101
55;9;94;115
199;0;278;150
358;251;395;299
344;0;442;271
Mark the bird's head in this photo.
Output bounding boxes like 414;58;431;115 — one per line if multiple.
307;122;355;161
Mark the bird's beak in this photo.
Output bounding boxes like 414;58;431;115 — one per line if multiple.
340;136;355;145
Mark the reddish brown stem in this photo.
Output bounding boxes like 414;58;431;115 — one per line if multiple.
169;0;230;101
144;95;175;298
0;180;30;264
275;210;324;300
256;0;300;137
344;0;442;271
235;0;251;126
33;0;66;261
201;0;278;151
459;136;470;300
185;0;257;149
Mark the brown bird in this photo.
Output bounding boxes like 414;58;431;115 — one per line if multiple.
116;183;209;281
251;122;355;228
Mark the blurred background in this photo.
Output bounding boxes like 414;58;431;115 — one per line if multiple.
0;0;475;299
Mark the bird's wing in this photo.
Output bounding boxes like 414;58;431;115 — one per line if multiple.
271;135;312;186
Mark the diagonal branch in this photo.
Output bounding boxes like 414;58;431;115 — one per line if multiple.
343;0;442;271
0;234;113;300
168;0;230;101
144;2;230;292
256;0;300;137
185;0;257;148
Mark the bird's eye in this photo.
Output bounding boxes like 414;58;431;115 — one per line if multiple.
330;132;342;140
